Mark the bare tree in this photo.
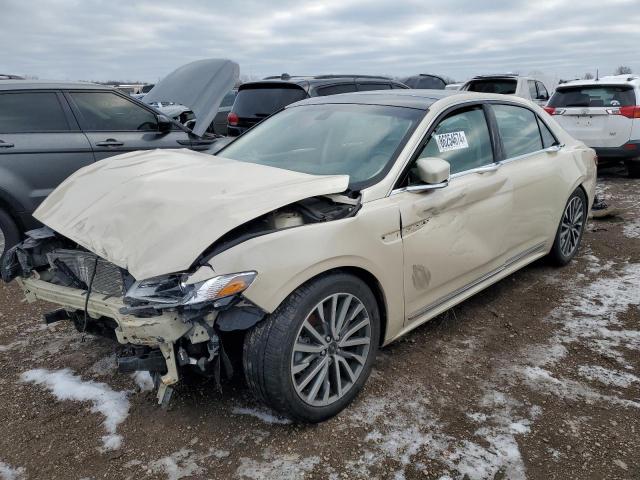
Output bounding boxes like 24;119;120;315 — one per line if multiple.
615;65;633;75
583;72;594;80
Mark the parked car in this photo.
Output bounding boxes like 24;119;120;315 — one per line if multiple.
544;75;640;177
0;59;238;256
2;90;596;422
227;74;409;136
400;74;446;89
211;89;237;135
461;74;551;106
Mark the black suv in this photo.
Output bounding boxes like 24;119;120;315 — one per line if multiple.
0;81;220;256
227;75;409;136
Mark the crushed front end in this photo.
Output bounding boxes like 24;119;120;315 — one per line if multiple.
1;227;264;406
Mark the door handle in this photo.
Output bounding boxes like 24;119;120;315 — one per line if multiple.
96;139;124;147
474;164;500;173
0;141;15;148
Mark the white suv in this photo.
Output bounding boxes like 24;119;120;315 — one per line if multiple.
544;75;640;177
461;74;551;106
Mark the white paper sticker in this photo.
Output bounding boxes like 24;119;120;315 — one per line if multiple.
435;131;468;153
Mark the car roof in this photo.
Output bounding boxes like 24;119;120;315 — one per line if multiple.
287;89;460;110
0;80;113;91
240;75;405;90
556;75;640;89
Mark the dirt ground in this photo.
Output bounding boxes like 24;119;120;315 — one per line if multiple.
0;166;638;480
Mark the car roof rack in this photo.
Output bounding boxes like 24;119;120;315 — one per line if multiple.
471;73;519;79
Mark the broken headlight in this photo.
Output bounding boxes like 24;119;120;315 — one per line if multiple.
124;271;257;308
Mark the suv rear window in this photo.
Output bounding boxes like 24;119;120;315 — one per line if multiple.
0;92;70;133
233;86;308;118
465;79;517;95
403;76;446;89
548;86;636;108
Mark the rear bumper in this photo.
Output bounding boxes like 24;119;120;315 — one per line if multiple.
594;142;640;161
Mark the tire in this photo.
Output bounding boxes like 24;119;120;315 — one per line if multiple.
243;272;380;423
625;160;640;178
0;209;20;258
549;188;587;266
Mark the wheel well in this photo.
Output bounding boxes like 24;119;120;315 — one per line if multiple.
0;197;21;231
302;266;389;346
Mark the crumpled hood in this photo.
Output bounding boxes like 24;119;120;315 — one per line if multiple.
34;149;349;280
143;58;239;136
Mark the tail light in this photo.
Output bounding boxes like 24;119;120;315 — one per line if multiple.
227;112;239;126
544;107;565;115
619;106;640;119
623;143;638;151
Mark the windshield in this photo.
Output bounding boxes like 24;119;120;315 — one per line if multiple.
548;85;636;108
465;79;517;94
218;103;423;189
233;86;308;118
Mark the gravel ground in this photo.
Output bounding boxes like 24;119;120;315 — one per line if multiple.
0;167;638;480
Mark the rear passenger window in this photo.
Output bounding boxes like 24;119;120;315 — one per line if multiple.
0;92;69;133
70;92;158;131
417;106;494;175
357;83;391;91
316;84;357;96
537;118;557;148
492;104;543;158
536;82;549;100
528;80;538;99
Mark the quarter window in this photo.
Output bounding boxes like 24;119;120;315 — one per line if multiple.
417;106;494;175
537;118;557;148
492;104;543;158
0;92;69;133
70;92;158;131
536;82;549;100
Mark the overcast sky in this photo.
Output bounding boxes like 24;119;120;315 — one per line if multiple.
2;0;639;84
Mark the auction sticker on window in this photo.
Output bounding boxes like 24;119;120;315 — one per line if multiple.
435;131;468;153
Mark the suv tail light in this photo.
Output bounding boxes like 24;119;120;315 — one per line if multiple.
544;107;565;115
619;106;640;119
227;112;239;126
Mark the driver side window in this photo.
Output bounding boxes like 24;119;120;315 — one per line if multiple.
416;106;494;176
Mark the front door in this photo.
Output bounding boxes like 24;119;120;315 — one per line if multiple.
65;90;192;160
393;104;512;325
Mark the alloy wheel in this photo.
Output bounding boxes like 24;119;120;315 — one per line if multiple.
559;196;584;257
0;226;5;257
290;293;371;407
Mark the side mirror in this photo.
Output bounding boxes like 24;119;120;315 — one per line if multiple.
408;157;450;192
157;114;173;133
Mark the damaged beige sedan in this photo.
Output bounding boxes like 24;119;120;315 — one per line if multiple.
2;90;596;422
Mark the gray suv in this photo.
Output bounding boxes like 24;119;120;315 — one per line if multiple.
0;81;219;256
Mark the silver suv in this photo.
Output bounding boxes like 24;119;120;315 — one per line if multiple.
461;74;551;106
545;75;640;177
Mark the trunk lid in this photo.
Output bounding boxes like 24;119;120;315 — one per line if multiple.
34;149;349;280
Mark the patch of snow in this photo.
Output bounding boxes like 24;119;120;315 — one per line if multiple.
623;218;640;239
20;368;129;451
0;461;25;480
236;450;319;480
130;371;155;391
577;365;639;388
149;448;228;480
231;406;291;425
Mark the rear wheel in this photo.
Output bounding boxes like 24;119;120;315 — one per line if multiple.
243;272;380;423
625;160;640;178
549;188;587;265
0;209;20;258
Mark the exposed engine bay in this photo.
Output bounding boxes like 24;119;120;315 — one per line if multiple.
1;194;359;406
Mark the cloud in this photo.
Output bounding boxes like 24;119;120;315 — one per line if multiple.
2;0;638;82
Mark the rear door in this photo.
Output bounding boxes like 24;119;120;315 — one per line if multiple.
547;85;635;147
65;90;192;160
489;103;565;256
0;90;95;217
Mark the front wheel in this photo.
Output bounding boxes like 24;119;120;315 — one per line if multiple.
549;188;587;265
243;272;380;423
